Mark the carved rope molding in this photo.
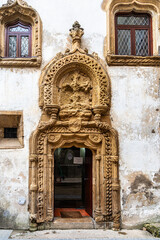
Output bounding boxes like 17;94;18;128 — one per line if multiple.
107;55;160;66
102;0;160;66
0;0;42;67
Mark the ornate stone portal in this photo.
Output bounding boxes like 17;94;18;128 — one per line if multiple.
29;22;120;231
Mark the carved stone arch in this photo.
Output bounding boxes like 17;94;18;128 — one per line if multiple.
29;22;120;231
39;53;111;111
102;0;160;66
0;0;42;67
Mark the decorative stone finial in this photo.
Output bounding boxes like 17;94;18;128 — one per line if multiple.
2;0;29;7
69;21;84;51
2;0;14;6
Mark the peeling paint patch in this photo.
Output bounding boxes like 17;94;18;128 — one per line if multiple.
18;172;26;180
131;174;152;193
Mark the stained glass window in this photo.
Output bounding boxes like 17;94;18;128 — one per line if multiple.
6;21;31;58
116;13;152;56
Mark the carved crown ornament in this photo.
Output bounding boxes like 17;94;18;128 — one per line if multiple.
102;0;160;66
29;22;120;231
0;0;42;67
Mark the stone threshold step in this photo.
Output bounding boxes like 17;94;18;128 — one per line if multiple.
38;217;107;230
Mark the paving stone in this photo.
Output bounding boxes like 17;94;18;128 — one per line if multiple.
9;229;156;239
0;230;12;239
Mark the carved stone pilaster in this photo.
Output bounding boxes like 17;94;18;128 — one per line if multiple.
44;104;60;118
93;106;109;121
29;154;38;231
38;105;60;131
47;154;53;221
30;154;38;162
30;155;38;193
95;155;102;219
111;155;120;230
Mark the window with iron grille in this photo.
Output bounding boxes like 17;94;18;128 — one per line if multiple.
115;12;152;56
6;20;31;58
4;128;17;138
0;112;23;149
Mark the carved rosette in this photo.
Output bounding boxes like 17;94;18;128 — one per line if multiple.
29;22;120;230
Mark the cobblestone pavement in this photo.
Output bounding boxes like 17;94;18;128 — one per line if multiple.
0;229;157;240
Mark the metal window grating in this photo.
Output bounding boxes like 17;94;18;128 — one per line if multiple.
117;15;149;26
118;29;131;55
4;128;17;138
116;13;151;56
135;29;149;56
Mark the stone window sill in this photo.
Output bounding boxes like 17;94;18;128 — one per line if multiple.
0;56;41;67
0;138;23;149
106;54;160;66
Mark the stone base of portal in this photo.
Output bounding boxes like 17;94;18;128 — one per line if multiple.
35;218;113;230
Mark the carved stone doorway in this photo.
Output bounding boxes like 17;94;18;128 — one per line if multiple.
29;22;120;231
54;147;92;217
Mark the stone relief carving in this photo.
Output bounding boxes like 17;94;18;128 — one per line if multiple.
69;118;82;133
60;71;92;110
0;0;42;67
29;22;120;231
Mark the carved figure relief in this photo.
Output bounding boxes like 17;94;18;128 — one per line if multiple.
29;21;120;231
60;71;92;110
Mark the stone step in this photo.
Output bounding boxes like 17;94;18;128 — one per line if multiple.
44;217;94;229
38;217;107;230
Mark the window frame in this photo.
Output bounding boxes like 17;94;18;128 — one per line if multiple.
115;12;153;56
0;0;42;67
0;111;24;149
5;20;32;58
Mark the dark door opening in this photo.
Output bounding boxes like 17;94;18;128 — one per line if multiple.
54;147;92;216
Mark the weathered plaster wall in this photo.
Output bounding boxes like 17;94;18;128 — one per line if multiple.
0;0;159;229
109;66;160;228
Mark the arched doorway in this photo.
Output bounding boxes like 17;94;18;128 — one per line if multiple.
54;147;92;217
29;22;120;231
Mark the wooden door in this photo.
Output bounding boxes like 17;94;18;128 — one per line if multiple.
84;148;92;216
